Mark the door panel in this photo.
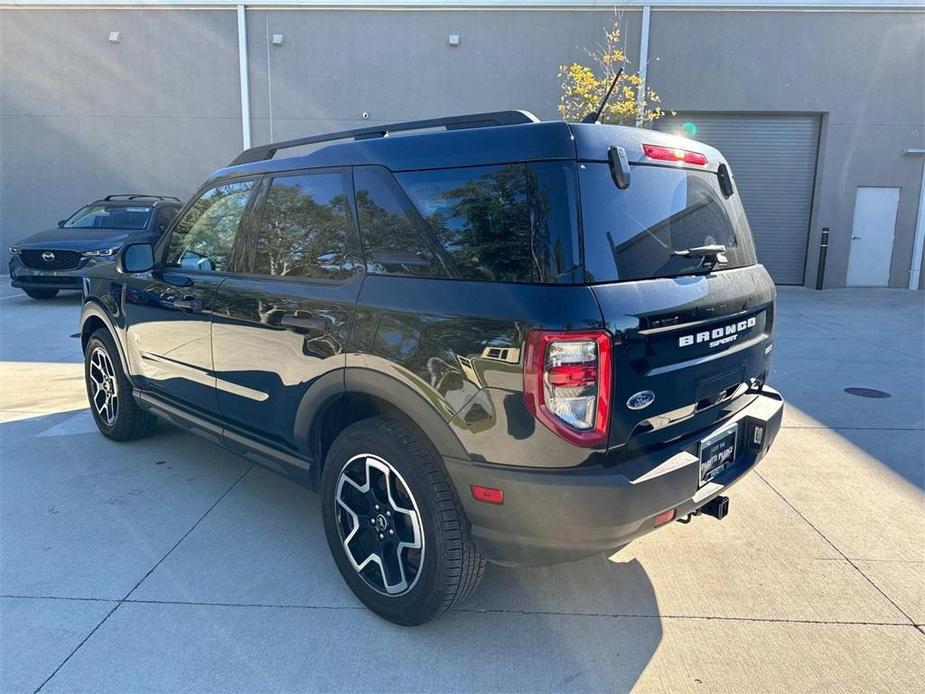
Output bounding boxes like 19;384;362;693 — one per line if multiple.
847;187;900;287
123;271;225;413
122;179;257;415
210;169;364;448
211;274;363;446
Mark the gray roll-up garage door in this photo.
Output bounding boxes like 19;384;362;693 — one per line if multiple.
655;113;820;285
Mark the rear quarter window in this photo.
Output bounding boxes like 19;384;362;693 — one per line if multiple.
391;162;581;284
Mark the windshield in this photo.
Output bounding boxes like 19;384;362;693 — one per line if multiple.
580;163;757;282
64;204;152;230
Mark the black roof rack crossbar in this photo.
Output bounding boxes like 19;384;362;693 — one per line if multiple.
229;110;540;166
103;194;181;202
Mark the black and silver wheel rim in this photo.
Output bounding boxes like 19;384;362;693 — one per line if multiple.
334;453;425;596
88;346;119;427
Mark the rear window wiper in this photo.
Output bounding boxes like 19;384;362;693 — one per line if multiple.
671;244;728;271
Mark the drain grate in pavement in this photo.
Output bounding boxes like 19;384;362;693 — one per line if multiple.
844;387;892;399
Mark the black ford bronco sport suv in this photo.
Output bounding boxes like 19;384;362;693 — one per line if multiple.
79;111;783;625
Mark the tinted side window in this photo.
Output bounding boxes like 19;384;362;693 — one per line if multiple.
166;181;254;272
354;166;446;278
252;172;360;280
154;206;179;235
529;162;582;284
397;164;531;282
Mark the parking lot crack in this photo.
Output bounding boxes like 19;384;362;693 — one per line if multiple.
120;464;255;602
453;607;918;628
755;471;919;628
1;594;116;604
32;463;255;693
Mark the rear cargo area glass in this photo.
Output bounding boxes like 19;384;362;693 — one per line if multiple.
580;164;757;283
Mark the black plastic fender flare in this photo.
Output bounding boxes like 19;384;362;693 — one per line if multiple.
79;300;129;368
292;367;470;466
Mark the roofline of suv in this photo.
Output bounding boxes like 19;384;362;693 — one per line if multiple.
211;114;726;187
229;110;541;166
101;194;181;202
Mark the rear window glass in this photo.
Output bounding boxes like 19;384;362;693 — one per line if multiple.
65;204;152;230
580;163;757;283
394;163;580;284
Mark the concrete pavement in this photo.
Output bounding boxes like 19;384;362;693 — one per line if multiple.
0;283;923;692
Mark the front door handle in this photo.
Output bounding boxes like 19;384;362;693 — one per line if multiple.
280;314;326;334
173;296;202;312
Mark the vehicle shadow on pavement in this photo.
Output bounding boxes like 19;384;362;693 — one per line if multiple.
452;558;663;690
1;408;664;692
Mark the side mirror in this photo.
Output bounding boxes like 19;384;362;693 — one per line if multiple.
57;219;66;227
119;243;155;274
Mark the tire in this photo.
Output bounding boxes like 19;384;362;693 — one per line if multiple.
23;287;59;299
84;328;158;441
320;415;486;625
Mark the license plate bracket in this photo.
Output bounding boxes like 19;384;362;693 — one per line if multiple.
699;424;738;485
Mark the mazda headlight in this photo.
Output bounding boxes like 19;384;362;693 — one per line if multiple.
83;247;121;257
9;246;20;255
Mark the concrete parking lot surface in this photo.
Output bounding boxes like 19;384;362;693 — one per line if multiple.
1;281;923;692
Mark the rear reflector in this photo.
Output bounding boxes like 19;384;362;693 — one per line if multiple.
642;143;708;166
470;485;504;505
653;508;677;526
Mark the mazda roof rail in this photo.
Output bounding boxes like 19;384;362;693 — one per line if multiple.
103;194;181;202
229;110;541;166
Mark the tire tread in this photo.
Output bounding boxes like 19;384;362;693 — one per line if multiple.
322;415;485;624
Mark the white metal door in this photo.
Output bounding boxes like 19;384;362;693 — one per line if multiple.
847;187;900;287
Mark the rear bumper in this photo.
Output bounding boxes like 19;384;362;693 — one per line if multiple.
445;386;783;566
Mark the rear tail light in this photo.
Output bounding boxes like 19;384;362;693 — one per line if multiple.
523;330;612;446
642;143;708;166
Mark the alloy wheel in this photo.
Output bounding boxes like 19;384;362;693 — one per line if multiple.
88;346;119;426
334;453;425;596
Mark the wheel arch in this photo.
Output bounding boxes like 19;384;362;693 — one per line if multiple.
80;301;128;367
294;368;470;484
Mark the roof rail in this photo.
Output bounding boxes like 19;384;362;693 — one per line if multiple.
229;110;541;166
103;194;181;202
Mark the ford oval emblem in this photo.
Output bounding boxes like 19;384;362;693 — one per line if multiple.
627;390;655;410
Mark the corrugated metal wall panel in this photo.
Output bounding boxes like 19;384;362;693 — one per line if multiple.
656;114;820;285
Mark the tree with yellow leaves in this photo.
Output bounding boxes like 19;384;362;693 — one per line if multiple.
558;20;669;126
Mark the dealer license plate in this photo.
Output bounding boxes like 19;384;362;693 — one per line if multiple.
699;424;738;485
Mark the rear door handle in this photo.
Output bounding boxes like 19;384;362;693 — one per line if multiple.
173;296;202;312
280;314;326;334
